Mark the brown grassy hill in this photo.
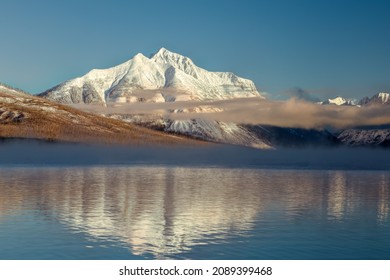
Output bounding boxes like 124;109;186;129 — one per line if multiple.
0;86;200;146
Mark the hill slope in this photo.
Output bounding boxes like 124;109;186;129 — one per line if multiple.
1;85;198;145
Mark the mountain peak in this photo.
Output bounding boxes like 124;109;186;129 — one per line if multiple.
377;92;390;103
151;48;194;67
152;47;182;58
40;48;263;104
358;92;390;106
322;96;357;106
154;47;169;54
132;52;149;61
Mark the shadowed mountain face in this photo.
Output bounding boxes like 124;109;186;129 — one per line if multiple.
359;93;390;106
337;128;390;147
0;84;200;145
243;125;340;148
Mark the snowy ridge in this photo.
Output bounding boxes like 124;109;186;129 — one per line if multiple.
319;92;390;107
109;114;340;149
40;48;263;104
321;96;357;106
378;92;390;103
0;84;29;97
359;92;390;106
164;119;270;149
108;114;270;149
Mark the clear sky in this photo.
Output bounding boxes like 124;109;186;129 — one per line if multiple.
1;0;390;100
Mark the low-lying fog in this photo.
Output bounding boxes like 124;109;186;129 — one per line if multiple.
73;97;390;130
1;140;389;170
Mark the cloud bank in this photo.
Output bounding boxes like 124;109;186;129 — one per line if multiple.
74;97;390;130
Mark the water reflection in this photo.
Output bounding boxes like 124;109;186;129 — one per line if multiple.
327;171;348;220
0;167;389;259
378;174;389;224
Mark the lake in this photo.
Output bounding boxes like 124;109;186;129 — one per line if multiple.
1;163;389;259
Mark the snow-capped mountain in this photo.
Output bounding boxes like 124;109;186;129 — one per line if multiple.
359;92;390;106
39;48;263;104
317;93;390;107
320;96;357;106
34;47;390;149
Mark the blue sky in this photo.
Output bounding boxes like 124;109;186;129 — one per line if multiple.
1;0;390;100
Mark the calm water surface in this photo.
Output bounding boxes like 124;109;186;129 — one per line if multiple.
0;166;389;259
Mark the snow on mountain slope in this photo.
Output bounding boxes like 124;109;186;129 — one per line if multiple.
164;119;270;149
0;84;29;97
108;113;340;149
359;92;390;106
321;96;357;106
378;92;390;103
40;48;263;104
107;114;270;149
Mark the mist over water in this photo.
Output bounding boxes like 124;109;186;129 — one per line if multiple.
1;140;390;170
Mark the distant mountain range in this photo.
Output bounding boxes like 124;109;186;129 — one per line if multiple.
358;92;390;106
320;96;358;106
319;92;390;107
2;48;390;148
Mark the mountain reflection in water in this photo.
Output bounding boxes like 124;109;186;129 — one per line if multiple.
0;167;389;259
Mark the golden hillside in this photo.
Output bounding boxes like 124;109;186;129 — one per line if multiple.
0;86;199;146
